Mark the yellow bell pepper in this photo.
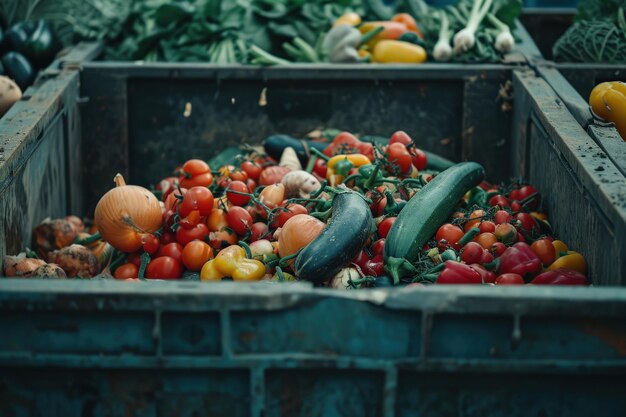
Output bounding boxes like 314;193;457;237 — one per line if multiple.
201;245;265;281
333;12;361;28
326;154;371;184
372;40;427;64
552;240;569;257
200;259;225;281
548;251;587;275
589;81;626;141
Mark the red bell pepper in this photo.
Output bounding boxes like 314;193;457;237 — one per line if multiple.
497;242;541;276
436;261;482;284
364;254;385;276
470;264;496;284
323;132;374;160
530;268;587;286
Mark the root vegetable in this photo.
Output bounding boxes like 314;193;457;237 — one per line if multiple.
328;267;361;289
32;216;84;257
281;170;322;198
453;0;494;53
32;264;67;279
3;254;46;277
48;244;100;278
95;174;162;252
279;147;302;171
0;76;22;118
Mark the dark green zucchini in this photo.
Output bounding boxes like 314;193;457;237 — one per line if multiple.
263;135;328;166
295;192;373;283
384;162;485;282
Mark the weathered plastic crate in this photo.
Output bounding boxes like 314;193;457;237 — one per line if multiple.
2;46;626;416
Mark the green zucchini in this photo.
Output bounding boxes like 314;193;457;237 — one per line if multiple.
295;192;373;283
384;162;485;282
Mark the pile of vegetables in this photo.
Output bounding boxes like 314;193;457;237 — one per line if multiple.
553;0;626;63
3;130;588;287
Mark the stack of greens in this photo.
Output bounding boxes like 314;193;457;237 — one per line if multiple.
553;0;626;63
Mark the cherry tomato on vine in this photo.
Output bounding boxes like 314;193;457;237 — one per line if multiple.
157;242;184;263
479;221;496;234
142;235;160;255
182;240;214;271
165;188;187;211
179;159;213;188
378;217;396;239
226;206;253;235
179;210;203;230
249;222;269;242
390;130;413;146
229;170;248;182
474;232;497;249
436;224;464;249
160;231;176;245
387;143;413;175
209;228;238;249
491;242;506;257
226;181;251;206
275;203;308;228
241;161;262;181
313;159;328;178
489;194;510;208
146;256;182;279
179;186;214;217
158;177;178;202
494;210;512;225
410;147;427;171
114;263;139;279
176;223;209;246
460;242;484;264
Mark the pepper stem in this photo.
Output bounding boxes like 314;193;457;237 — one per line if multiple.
384;256;418;285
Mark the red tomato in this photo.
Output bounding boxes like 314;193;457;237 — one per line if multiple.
259;166;290;185
246;179;257;192
249;222;269;242
519;185;539;210
182;240;213;271
436;224;464;249
479;221;496;234
366;187;387;217
510;201;522;213
489;195;510;208
475;232;498;249
114;263;139;279
410;147;427;171
275;203;308;228
179;186;214;217
142;235;160;255
157;242;184;263
531;238;556;266
176;223;209;247
496;273;525;285
229;170;248;182
460;242;484;264
313;159;328;178
515;213;539;234
387;143;413;175
241;161;262;181
371;238;385;256
146;256;182;279
494;210;512;225
165;188;187;211
517;232;526;243
127;252;142;267
495;223;518;245
390;131;413;146
509;188;522;201
160;231;176;245
179;210;203;230
181;159;210;177
378;217;397;239
226;181;251;206
464;219;481;232
490;242;507;257
226;206;253;235
480;250;494;264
